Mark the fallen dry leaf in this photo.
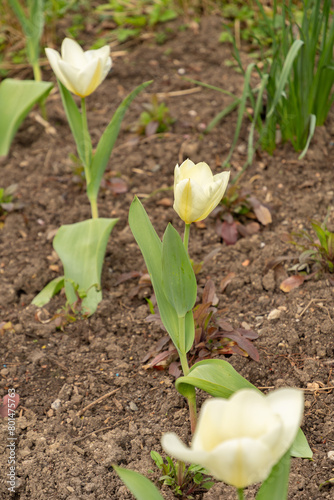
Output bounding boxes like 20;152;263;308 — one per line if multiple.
280;275;305;292
157;197;173;207
220;272;236;292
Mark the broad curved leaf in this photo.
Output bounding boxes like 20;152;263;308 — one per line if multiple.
113;466;164;500
53;218;118;315
175;359;257;398
0;79;53;158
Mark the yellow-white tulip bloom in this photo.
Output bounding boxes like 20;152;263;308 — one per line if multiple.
162;388;304;489
173;159;230;224
45;38;112;98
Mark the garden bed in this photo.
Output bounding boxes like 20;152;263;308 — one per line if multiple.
1;15;334;500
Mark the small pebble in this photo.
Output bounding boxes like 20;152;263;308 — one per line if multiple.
327;451;334;461
51;399;61;410
268;309;282;320
129;402;138;412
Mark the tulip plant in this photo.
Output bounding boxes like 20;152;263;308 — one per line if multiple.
122;158;312;497
32;38;151;315
115;387;305;500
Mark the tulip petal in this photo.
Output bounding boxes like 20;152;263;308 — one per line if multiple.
61;38;86;67
207;437;275;488
266;388;304;457
219;390;277;440
192;398;229;452
83;59;103;97
58;58;101;97
161;433;210;467
85;46;112;80
178;159;213;185
45;48;76;94
174;178;209;224
196;170;230;221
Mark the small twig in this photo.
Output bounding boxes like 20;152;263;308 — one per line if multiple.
72;426;113;444
72;416;131;444
143;87;201;99
303;386;334;393
298;298;328;317
76;388;121;417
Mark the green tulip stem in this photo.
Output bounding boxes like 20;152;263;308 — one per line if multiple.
81;97;98;219
183;223;191;253
178;315;197;433
187;387;197;434
80;98;91;180
237;488;245;500
178;315;188;375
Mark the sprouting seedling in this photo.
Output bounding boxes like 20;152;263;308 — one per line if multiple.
135;94;174;136
288;215;334;275
150;451;214;498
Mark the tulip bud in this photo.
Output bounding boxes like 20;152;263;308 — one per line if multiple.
173;159;230;224
45;38;112;98
162;388;304;489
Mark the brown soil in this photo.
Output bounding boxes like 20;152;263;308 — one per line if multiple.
1;15;334;500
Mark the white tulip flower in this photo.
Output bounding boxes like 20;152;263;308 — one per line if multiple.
173;159;230;224
45;38;112;98
162;388;304;489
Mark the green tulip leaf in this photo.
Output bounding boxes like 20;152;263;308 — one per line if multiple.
87;80;152;203
175;359;258;398
58;80;88;167
113;465;164;500
129;197;180;350
255;450;290;500
290;428;313;459
32;276;65;308
162;224;197;318
53;218;118;316
0;79;53;158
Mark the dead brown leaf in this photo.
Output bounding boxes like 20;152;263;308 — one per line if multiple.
280;275;305;292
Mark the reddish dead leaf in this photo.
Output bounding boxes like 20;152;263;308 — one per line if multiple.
157;197;173;207
0;393;20;418
169;362;182;378
202;279;216;305
141;335;170;363
221;332;259;361
106;177;128;195
220;272;236;292
116;271;142;285
253;204;272;225
280;275;305;292
248;196;272;225
214;318;234;332
220;220;238;245
145;121;159;136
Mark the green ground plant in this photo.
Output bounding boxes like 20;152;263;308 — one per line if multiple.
198;0;334;162
95;0;178;43
288;215;334;274
150;451;214;498
135;94;174;135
